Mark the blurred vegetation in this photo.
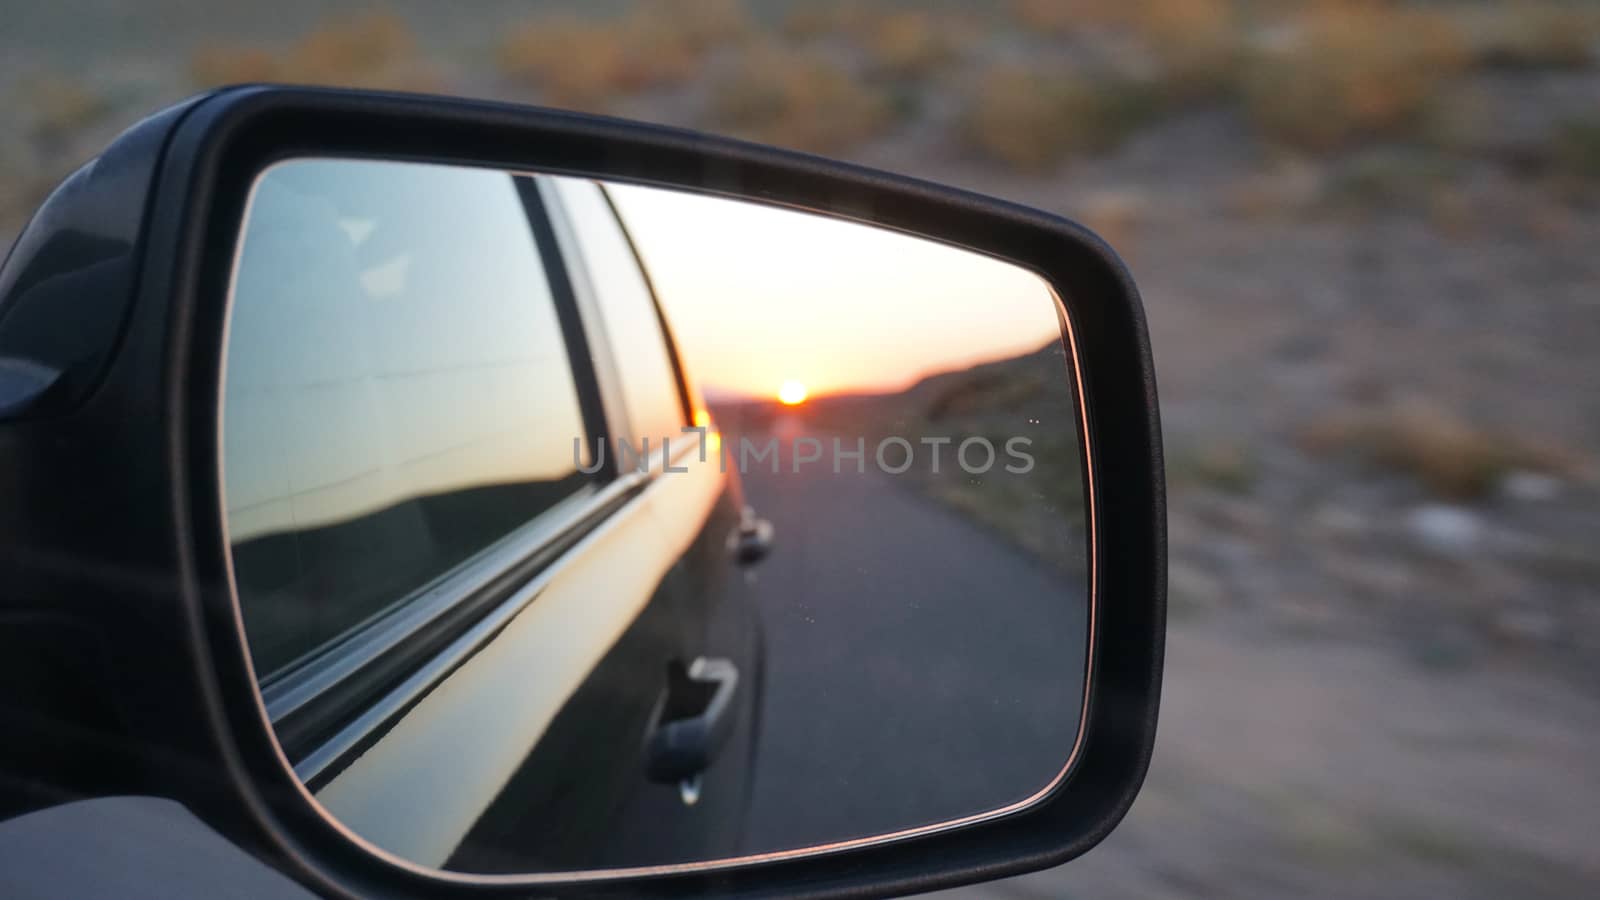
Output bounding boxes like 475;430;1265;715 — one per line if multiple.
1169;440;1260;494
1554;116;1600;185
15;74;111;145
966;0;1597;168
497;0;750;109
1240;5;1469;151
165;0;1600;168
4;0;1600;237
710;43;897;153
858;10;973;80
1456;1;1600;70
1136;0;1242;100
959;64;1161;171
1319;149;1463;214
1;73;113;228
1298;399;1582;501
190;12;441;92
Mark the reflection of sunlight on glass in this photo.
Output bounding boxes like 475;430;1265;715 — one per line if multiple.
360;255;410;297
692;408;720;456
611;183;1062;399
778;380;808;406
690;408;721;457
337;217;375;246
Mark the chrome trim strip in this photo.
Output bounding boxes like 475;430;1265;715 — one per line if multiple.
290;473;649;787
286;439;703;784
262;482;610;719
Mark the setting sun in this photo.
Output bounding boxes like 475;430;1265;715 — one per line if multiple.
778;379;809;406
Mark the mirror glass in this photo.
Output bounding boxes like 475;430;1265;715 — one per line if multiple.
220;158;1090;874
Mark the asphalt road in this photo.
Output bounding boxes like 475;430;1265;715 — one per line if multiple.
735;450;1089;856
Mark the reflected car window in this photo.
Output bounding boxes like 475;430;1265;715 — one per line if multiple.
223;160;591;675
551;177;688;448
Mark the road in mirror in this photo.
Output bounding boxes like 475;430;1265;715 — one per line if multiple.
220;158;1090;875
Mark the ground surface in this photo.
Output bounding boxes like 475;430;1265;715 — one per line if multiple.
737;456;1087;854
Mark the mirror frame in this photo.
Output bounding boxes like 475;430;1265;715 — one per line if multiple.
34;85;1165;898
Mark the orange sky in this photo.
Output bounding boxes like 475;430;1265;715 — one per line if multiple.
607;182;1063;401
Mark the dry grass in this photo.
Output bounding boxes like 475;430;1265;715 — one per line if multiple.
0;140;89;234
1009;0;1126;33
777;7;972;81
657;0;752;51
1;74;109;230
1001;0;1593;156
190;46;279;85
1224;159;1324;219
1458;1;1600;70
860;10;971;80
1241;5;1469;151
1;74;108;230
1553;116;1600;182
958;63;1160;171
13;74;109;144
1009;0;1239;92
1079;189;1147;257
1169;440;1259;494
1130;0;1240;98
1426;186;1478;239
1299;400;1580;500
497;0;750;109
0;139;45;230
497;16;690;108
707;44;894;153
1320;149;1460;214
190;12;440;92
1009;0;1239;70
779;4;866;41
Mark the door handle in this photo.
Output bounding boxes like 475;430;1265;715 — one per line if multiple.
644;657;740;787
732;505;774;566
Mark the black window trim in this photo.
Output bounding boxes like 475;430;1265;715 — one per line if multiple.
515;174;614;482
540;175;728;535
541;176;697;454
536;176;637;456
253;167;628;786
595;182;696;430
539;176;712;490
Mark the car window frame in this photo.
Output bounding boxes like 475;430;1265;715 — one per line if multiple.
596;182;696;432
245;165;642;787
541;177;696;455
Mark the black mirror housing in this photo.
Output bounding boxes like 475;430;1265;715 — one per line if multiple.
0;85;1165;898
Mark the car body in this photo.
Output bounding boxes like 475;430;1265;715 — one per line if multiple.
217;164;768;871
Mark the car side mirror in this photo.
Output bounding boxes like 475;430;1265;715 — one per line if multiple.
0;85;1164;899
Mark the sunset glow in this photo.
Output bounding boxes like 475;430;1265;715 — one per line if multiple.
607;181;1062;400
778;380;809;406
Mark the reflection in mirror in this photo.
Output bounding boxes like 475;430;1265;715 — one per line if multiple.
221;158;1090;876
